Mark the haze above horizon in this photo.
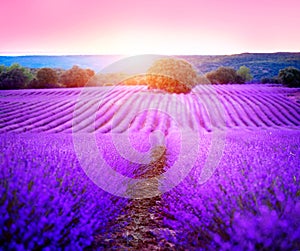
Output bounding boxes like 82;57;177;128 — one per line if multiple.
0;0;299;55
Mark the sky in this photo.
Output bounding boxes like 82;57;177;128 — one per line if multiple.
0;0;299;55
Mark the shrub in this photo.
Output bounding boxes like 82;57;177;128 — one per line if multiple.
0;64;33;90
0;68;29;90
260;77;280;84
147;74;191;94
237;66;253;83
206;67;239;84
60;66;95;88
7;63;33;81
86;68;95;78
0;65;5;75
278;67;300;87
146;58;198;93
27;79;62;89
36;68;59;86
27;68;61;89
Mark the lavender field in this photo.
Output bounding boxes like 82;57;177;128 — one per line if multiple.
1;84;300;250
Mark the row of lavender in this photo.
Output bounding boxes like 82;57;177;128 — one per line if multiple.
161;130;300;250
0;133;128;250
0;85;299;134
1;85;299;249
1;130;299;249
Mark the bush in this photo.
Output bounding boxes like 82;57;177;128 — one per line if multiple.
237;66;253;83
278;67;300;87
27;79;63;89
36;68;59;86
260;77;280;84
147;74;191;94
146;58;198;93
206;67;239;84
86;69;95;78
60;66;95;88
0;68;29;90
0;64;33;90
0;65;5;75
27;68;61;89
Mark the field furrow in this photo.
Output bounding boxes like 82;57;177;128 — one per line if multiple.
0;85;299;133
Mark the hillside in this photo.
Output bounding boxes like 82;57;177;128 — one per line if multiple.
180;52;300;81
0;53;300;82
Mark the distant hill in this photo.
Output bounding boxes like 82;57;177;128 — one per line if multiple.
180;52;300;81
0;55;122;72
0;53;299;82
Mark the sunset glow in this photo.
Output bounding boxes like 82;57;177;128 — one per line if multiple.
0;0;299;55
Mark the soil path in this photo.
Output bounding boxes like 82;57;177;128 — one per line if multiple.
92;146;177;250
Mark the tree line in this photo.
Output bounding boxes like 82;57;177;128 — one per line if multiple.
0;59;299;92
0;64;95;90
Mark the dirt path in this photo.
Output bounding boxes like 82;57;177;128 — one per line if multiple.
92;146;177;250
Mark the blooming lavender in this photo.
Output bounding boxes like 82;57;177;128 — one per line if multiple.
162;130;300;250
0;84;299;250
0;133;128;250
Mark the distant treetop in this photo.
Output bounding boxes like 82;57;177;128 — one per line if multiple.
278;67;300;87
145;57;198;93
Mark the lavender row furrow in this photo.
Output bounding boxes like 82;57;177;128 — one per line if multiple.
0;85;299;134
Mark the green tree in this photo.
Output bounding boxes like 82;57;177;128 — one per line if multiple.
146;57;198;93
260;77;280;84
0;65;5;75
60;66;94;88
86;68;95;78
6;63;33;82
206;67;238;84
237;66;253;82
0;68;29;89
0;64;34;89
27;67;61;89
278;67;300;87
37;68;58;85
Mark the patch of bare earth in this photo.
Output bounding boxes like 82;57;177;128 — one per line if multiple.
92;146;178;250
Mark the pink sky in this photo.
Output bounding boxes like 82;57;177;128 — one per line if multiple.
0;0;299;55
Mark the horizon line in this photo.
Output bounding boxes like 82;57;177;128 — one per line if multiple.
0;51;299;57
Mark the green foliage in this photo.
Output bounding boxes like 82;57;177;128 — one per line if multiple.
206;66;239;84
278;67;300;87
0;64;34;90
260;77;280;84
237;66;253;82
36;68;58;85
6;63;21;71
86;68;95;78
27;67;61;89
0;65;5;74
146;74;191;94
146;58;198;93
0;68;29;89
6;63;33;82
60;66;95;88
